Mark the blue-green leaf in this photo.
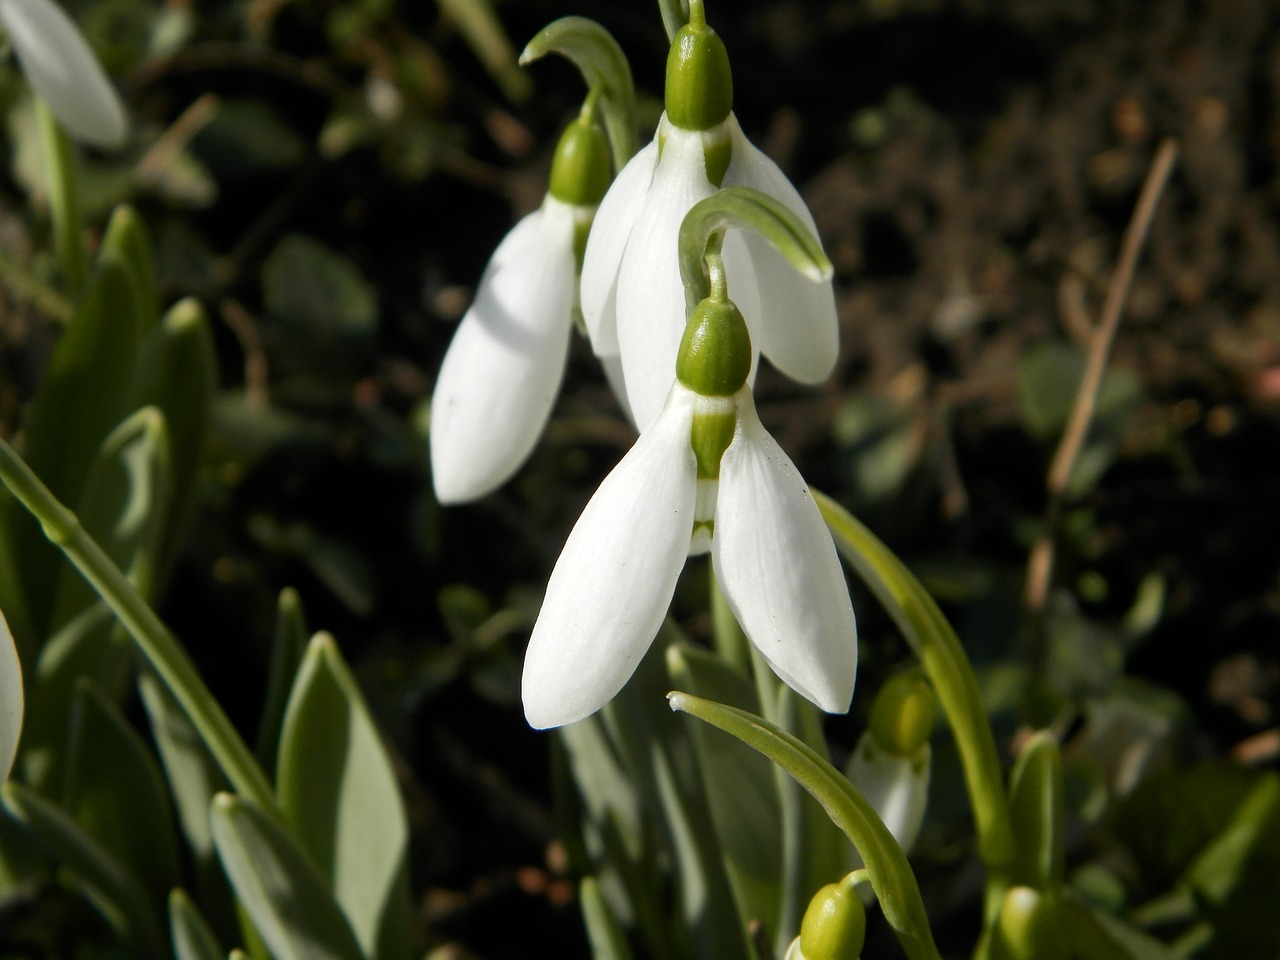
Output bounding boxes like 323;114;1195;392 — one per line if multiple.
64;680;182;905
170;888;225;960
276;634;411;960
254;588;307;773
1;780;166;957
210;792;364;960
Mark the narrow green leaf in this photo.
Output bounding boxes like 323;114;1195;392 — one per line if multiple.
814;490;1017;919
666;643;782;943
1;780;167;957
436;0;532;102
100;205;159;333
10;250;143;638
668;692;943;960
131;298;217;577
170;888;226;960
679;187;833;314
656;0;690;40
210;792;365;960
1009;731;1065;892
1183;772;1280;906
254;587;307;772
276;634;412;960
35;99;88;297
520;16;637;169
64;680;181;905
580;875;635;960
49;406;172;632
0;608;21;782
1059;893;1180;960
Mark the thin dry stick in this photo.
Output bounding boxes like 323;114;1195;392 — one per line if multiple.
1025;137;1178;619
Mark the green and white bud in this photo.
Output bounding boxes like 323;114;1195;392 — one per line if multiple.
847;670;934;860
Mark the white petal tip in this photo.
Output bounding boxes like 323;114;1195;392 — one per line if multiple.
666;691;688;713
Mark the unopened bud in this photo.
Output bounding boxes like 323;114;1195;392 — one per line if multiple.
868;669;935;758
798;876;866;960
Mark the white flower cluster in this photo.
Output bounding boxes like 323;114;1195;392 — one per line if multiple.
429;9;856;729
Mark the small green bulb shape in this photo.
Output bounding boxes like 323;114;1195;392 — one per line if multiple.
664;3;733;132
547;109;612;208
868;669;936;757
800;875;867;960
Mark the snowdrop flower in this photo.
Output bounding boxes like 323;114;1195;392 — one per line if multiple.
0;0;127;148
847;670;934;861
580;4;838;431
1;608;21;782
430;110;611;503
522;294;856;729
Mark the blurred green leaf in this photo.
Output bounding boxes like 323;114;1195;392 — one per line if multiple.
580;875;635;960
191;100;306;176
1060;892;1180;960
209;793;364;960
1;780;166;957
1008;732;1065;892
64;681;182;906
10;251;143;637
131;299;216;577
1017;341;1142;495
100;205;159;334
254;588;308;773
437;0;531;103
262;234;378;338
276;634;412;960
247;515;374;616
834;393;922;501
169;888;225;960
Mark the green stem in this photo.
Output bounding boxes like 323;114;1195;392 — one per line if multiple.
0;438;278;815
669;692;943;960
813;491;1017;936
35;99;89;299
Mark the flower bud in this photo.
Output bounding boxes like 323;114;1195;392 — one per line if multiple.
548;116;612;209
868;669;935;758
664;19;733;132
676;297;752;398
994;886;1069;960
798;876;866;960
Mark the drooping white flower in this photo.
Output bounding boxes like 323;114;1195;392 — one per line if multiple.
430;115;610;504
580;13;837;431
1;608;22;782
0;0;127;148
522;298;856;729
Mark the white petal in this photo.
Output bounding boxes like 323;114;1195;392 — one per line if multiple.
596;351;634;426
615;126;716;432
0;0;127;148
580;138;659;356
430;200;577;504
522;386;697;729
848;737;930;854
712;392;857;713
723;115;838;383
1;609;22;782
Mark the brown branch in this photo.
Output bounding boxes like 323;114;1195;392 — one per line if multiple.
1025;138;1178;620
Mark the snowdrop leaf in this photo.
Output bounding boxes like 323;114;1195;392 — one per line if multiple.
430;203;577;504
254;588;307;773
579;875;635;960
713;403;856;715
64;680;182;906
262;234;377;338
0;609;20;782
679;185;832;315
100;205;159;334
1;780;166;956
1009;731;1065;892
580;140;658;357
276;634;412;960
169;888;225;960
522;388;697;728
521;16;636;168
210;792;364;960
666;692;944;960
0;0;128;148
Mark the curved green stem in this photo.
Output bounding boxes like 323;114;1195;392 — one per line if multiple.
0;438;278;815
814;491;1017;934
668;691;942;960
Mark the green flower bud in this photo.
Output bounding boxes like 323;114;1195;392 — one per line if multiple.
664;20;733;131
994;886;1069;960
868;669;935;758
676;297;752;398
548;116;612;208
799;877;866;960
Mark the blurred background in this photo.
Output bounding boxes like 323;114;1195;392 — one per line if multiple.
2;0;1278;956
